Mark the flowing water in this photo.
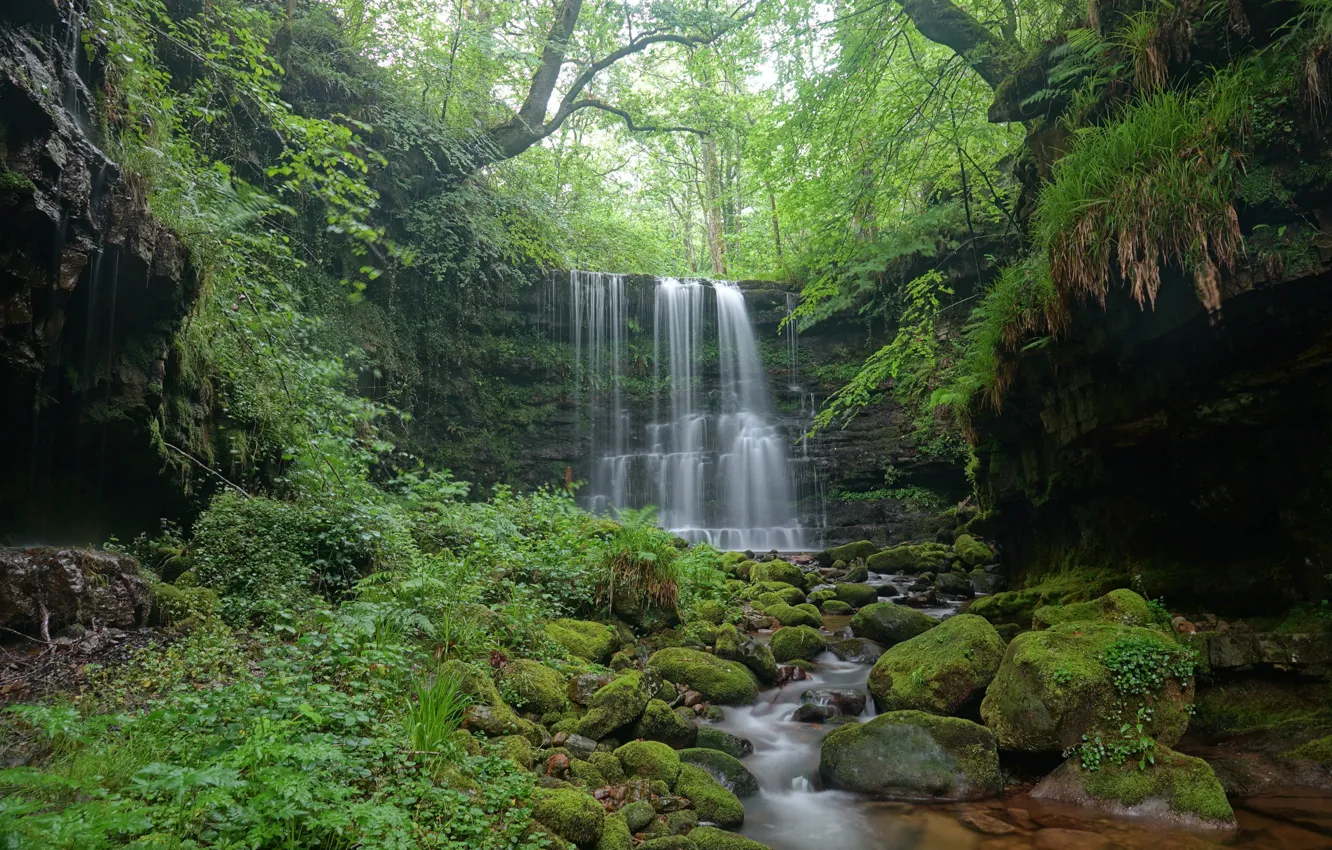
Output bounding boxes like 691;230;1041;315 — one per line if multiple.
568;272;808;550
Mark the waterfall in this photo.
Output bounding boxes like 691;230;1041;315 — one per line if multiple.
568;271;806;551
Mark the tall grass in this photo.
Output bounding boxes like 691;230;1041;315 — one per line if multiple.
600;507;680;617
402;668;471;768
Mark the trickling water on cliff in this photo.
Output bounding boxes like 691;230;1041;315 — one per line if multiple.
568;271;807;550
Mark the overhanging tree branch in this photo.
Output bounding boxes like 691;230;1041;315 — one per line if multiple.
896;0;1015;89
567;99;708;135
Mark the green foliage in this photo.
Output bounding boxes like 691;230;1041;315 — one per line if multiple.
599;508;681;619
403;668;472;773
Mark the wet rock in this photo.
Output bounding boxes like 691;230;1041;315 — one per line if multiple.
570;672;617;705
959;810;1016;835
792;703;840;723
843;563;869;583
849;602;937;647
648;648;758;705
818;710;1002;800
775;665;808;685
678;748;760;797
1205;631;1332;677
0;548;150;639
830;637;887;664
967;589;1060;628
770;625;827;662
616;740;682;784
901;591;938;609
1031;746;1236;829
868;614;1004;715
876;585;900;599
935;572;975;598
800;688;867;716
695;727;754;758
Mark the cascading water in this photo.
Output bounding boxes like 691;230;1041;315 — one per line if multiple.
569;271;807;550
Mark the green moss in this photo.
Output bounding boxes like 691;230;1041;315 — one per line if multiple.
868;614;1005;715
631;698;698;749
866;543;955;574
596;812;633;850
834;583;879;609
589;750;626;784
1048;746;1234;826
823;540;879;563
648;648;758;705
674;763;744;828
494;734;533;768
751;561;804;586
638;837;695;850
821;599;853;615
843;563;869;583
1032;589;1160;631
150;582;220;628
665;810;698;834
808;589;836;605
499;659;568;715
0;168;34;194
696;727;753;759
1282;733;1332;762
967;589;1059;628
1192;679;1332;737
570;757;607;788
547;619;619;663
770;625;827;663
695;601;728;625
953;535;993;567
818;710;1001;800
849;603;937;646
620;799;655;832
747;582;805;605
761;602;821;628
577;670;657;740
678;748;759;797
532;787;606;846
615;740;682;784
714;623;742;659
688;826;772;850
793;602;823;623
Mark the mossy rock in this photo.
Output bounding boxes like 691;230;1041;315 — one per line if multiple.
649;648;758;705
631;698;699;749
793;603;823;623
696;726;754;758
638;838;696;850
1032;746;1235;828
770;625;828;663
150;582;220;628
685;622;720;647
821;540;879;565
808;589;836;605
748;582;805;605
821;599;853;615
713;623;743;659
577;670;661;740
620;799;655;832
495;734;534;768
830;638;887;664
751;561;804;586
818;710;1001;800
532;787;606;846
866;543;955;575
979;621;1195;754
764;602;821;628
596;812;633;850
1032;588;1160;631
868;614;1005;715
734;639;779;684
952;534;993;568
695;601;729;625
678;748;759;797
666;809;699;834
499;659;568;716
1191;678;1332;737
734;560;757;581
835;583;879;609
615;740;682;784
843;563;869;583
688;826;772;850
674;763;745;828
849;603;937;647
570;758;607;788
589;750;626;784
967;590;1056;628
1283;733;1332;762
448;660;544;745
547;619;619;663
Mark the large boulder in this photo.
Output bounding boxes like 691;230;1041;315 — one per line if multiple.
867;543;955;575
649;648;759;705
868;614;1005;715
0;547;150;638
818;711;1001;800
532;787;605;846
734;639;779;684
1032;747;1236;829
966;589;1056;628
819;540;879;566
952;534;994;567
835;583;880;609
980;622;1195;754
498;659;567;715
577;669;662;740
1032;589;1159;631
632;699;699;749
751;561;804;586
770;625;828;662
678;748;760;797
615;740;682;783
674;763;744;827
850;603;937;647
546;618;619;663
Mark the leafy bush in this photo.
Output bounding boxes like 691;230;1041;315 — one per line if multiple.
598;507;681;622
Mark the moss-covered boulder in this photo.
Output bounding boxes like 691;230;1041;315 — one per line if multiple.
867;543;955;575
649;648;759;705
843;563;869;583
589;750;626;784
1032;747;1235;828
952;534;993;567
820;540;879;565
678;748;760;797
821;599;853;615
752;585;806;608
770;625;828;662
966;589;1054;628
620;799;656;832
616;740;682;784
734;639;779;684
696;726;754;758
830;637;887;664
597;812;633;850
713;623;743;660
849;603;937;647
808;589;836;605
547;619;619;663
687;827;772;850
674;763;745;828
1032;589;1159;631
638;838;695;850
448;660;544;745
794;602;823;622
695;600;729;625
631;699;699;749
577;670;661;740
751;560;804;586
532;787;606;846
868;614;1005;715
980;622;1195;753
763;602;821;628
818;711;1001;800
835;583;880;609
499;659;568;716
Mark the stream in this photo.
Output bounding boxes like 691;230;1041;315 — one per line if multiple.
703;570;1332;850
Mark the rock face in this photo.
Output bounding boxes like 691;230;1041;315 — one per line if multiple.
0;547;150;638
1032;747;1236;829
818;710;1001;800
0;10;194;542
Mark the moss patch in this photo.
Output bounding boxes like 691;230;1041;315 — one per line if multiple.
596;811;633;850
761;602;821;628
687;827;771;850
751;561;804;586
835;583;880;609
1035;746;1234;827
532;787;606;846
868;614;1005;715
1191;679;1332;737
953;535;993;567
499;659;568;715
1032;589;1160;631
577;670;659;740
867;543;955;574
770;625;827;663
823;540;879;564
649;648;759;705
547;619;619;663
615;740;681;784
674;762;744;827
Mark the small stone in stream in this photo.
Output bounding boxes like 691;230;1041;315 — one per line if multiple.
1032;828;1112;850
775;665;808;685
902;591;937;608
800;688;867;716
959;811;1016;835
792;703;840;723
876;586;899;599
683;691;705;707
908;578;932;592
